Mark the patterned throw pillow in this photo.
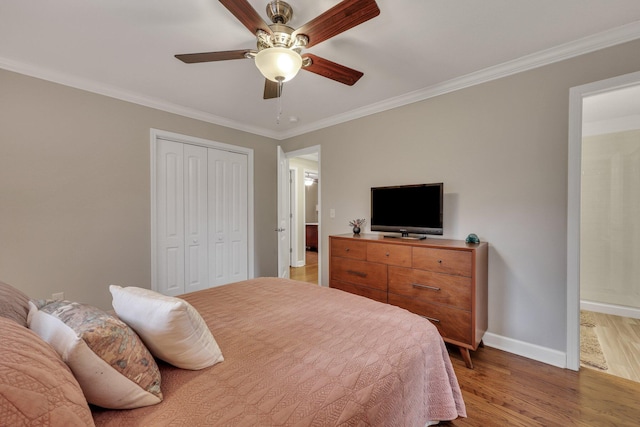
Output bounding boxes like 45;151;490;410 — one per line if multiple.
110;285;224;370
27;300;163;409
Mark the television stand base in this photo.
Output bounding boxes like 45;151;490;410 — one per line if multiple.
383;234;427;240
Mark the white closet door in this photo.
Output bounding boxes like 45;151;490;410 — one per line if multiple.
154;133;250;296
184;144;209;293
155;139;185;296
208;149;248;286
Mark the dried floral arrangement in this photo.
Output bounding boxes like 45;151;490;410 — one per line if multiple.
349;218;366;228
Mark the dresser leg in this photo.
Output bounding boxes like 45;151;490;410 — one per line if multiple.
459;347;474;369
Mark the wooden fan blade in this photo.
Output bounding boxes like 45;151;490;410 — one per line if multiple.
302;54;363;86
219;0;272;35
175;50;252;63
264;79;282;99
292;0;380;48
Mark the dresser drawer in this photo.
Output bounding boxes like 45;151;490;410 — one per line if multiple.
330;280;388;303
388;266;471;310
412;247;472;277
330;238;367;260
330;257;387;290
388;293;472;345
366;242;412;267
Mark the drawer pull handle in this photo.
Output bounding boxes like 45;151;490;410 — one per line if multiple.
412;283;441;292
420;315;441;323
437;259;443;264
386;252;390;257
345;248;350;252
347;270;367;278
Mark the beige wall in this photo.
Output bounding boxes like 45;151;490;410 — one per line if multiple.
0;69;278;310
281;39;640;352
581;129;640;309
305;183;319;224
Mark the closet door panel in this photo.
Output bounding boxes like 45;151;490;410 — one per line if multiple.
208;149;248;286
156;139;185;296
228;152;248;281
208;156;226;286
184;144;209;293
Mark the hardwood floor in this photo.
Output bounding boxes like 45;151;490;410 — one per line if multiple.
584;311;640;383
289;251;318;284
444;345;640;426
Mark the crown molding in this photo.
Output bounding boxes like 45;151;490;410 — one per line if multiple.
2;21;640;141
279;20;640;140
0;57;281;140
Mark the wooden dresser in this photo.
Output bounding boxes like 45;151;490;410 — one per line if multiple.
329;233;488;368
305;223;318;251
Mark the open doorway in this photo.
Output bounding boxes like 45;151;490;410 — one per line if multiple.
567;71;640;381
282;146;321;285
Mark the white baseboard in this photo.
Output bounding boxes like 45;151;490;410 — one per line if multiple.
482;303;640;370
482;332;567;368
581;300;640;319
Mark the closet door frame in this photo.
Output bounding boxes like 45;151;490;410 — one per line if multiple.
150;129;254;293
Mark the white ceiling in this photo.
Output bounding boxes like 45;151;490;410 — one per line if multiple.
2;0;640;140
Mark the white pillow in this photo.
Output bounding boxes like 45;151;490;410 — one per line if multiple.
109;285;224;370
27;300;163;409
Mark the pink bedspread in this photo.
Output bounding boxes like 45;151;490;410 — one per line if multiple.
92;277;466;426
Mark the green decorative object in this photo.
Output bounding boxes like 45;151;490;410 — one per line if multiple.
465;233;480;244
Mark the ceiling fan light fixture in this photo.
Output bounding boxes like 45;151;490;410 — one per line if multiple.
255;47;302;82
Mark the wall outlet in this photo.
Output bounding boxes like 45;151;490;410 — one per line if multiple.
52;292;64;301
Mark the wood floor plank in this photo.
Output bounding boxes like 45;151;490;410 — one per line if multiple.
587;311;640;382
443;345;640;426
289;251;319;284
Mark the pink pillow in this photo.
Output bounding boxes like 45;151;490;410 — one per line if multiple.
0;317;95;426
0;280;30;327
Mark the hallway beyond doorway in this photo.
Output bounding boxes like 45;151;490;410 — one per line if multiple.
290;251;318;285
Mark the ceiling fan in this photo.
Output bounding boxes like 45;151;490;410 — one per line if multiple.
175;0;380;99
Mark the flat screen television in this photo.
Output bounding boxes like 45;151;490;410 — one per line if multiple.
370;183;443;239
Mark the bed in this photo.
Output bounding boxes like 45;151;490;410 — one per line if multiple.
1;277;466;426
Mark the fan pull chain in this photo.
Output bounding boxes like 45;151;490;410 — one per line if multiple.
276;95;282;124
276;78;284;125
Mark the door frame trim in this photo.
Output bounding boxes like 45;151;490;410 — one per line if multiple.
282;145;321;285
289;167;300;267
566;70;640;370
150;129;255;292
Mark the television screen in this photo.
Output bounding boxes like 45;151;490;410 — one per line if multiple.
370;183;443;238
